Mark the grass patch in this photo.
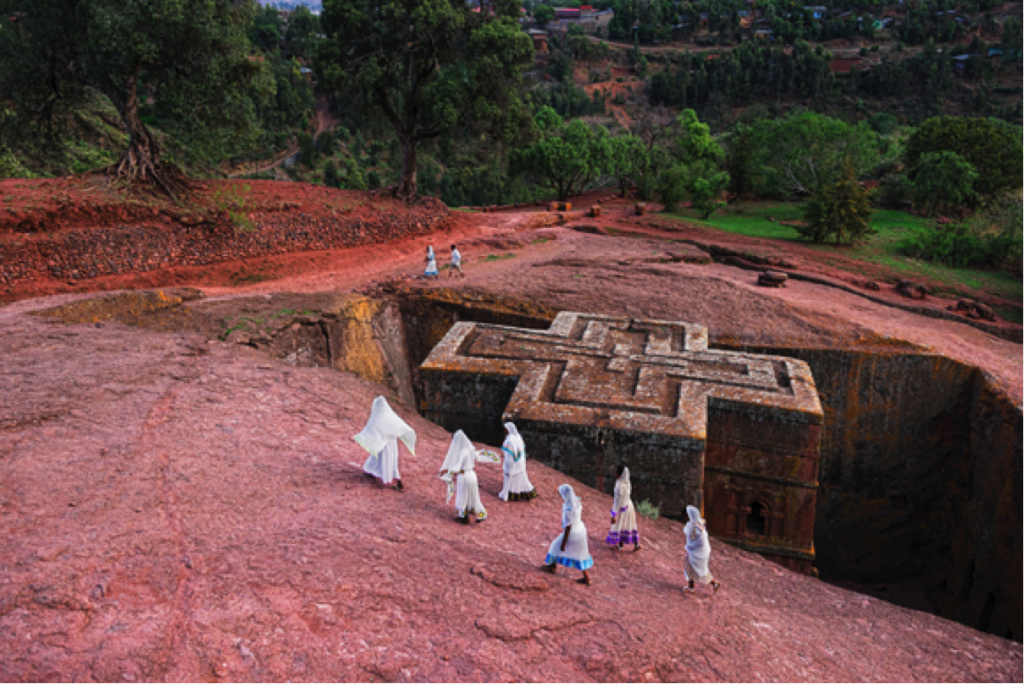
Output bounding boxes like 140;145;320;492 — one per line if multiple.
482;252;517;262
668;201;1022;303
636;499;660;521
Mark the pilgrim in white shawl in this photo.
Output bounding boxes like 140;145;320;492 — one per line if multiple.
606;465;641;551
498;422;537;502
438;430;499;524
353;396;416;490
543;484;593;585
424;245;439;279
683;505;721;594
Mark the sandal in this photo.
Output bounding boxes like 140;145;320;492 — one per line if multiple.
541;564;557;574
576;578;593;586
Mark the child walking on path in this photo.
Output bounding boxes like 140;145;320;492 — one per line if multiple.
448;244;465;279
543;484;593;585
606;465;641;551
683;505;721;594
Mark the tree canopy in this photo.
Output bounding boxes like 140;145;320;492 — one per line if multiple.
0;0;260;194
905;116;1023;200
315;0;534;197
514;107;609;201
743;112;880;198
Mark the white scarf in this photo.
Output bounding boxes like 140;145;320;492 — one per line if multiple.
503;422;525;461
352;396;416;457
439;430;476;503
558;483;581;526
684;505;711;572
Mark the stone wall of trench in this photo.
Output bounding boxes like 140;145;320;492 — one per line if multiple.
719;344;1022;642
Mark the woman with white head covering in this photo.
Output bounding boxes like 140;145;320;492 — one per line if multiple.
543;484;593;585
353;396;417;490
498;422;537;502
438;430;497;524
424;245;438;279
683;505;721;594
606;465;641;551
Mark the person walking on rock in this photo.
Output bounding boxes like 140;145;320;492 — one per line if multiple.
353;396;416;491
683;505;721;594
424;245;439;279
498;422;537;502
448;244;465;279
543;484;593;585
438;430;498;524
606;465;641;552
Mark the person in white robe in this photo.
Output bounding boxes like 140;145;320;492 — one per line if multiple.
606;465;641;551
424;245;438;279
353;396;416;490
543;484;593;585
438;430;498;524
683;505;721;594
498;422;537;502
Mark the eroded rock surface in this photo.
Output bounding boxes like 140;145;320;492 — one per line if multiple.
1;297;1020;682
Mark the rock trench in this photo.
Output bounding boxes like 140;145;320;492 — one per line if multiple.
28;287;1024;644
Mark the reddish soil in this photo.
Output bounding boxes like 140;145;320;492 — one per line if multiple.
2;181;1019;399
1;297;1020;682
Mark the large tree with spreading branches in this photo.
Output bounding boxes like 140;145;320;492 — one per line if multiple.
315;0;534;198
0;0;259;195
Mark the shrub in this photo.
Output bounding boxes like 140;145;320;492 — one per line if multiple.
635;499;660;521
898;222;996;268
912;151;979;216
323;162;341;189
798;159;874;244
876;173;914;209
868;112;899;136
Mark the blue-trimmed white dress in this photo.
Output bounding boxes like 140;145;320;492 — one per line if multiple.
425;249;438;278
545;485;593;570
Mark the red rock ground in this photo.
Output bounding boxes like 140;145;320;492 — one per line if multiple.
1;183;1021;681
1;298;1020;682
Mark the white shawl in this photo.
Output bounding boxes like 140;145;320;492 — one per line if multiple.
684;505;711;576
558;483;582;527
502;422;526;470
439;430;498;503
353;396;416;457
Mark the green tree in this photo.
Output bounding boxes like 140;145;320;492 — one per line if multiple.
515;107;609;201
799;160;874;244
533;4;555;24
0;0;259;195
912;151;980;216
249;5;284;53
659;109;729;218
607;135;646;197
316;0;534;197
905;116;1023;201
285;5;320;59
746;112;880;198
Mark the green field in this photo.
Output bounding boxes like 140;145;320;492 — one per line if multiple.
670;202;1023;317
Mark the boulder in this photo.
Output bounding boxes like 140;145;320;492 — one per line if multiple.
758;270;788;288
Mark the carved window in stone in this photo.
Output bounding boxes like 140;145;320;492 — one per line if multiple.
746;501;767;538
